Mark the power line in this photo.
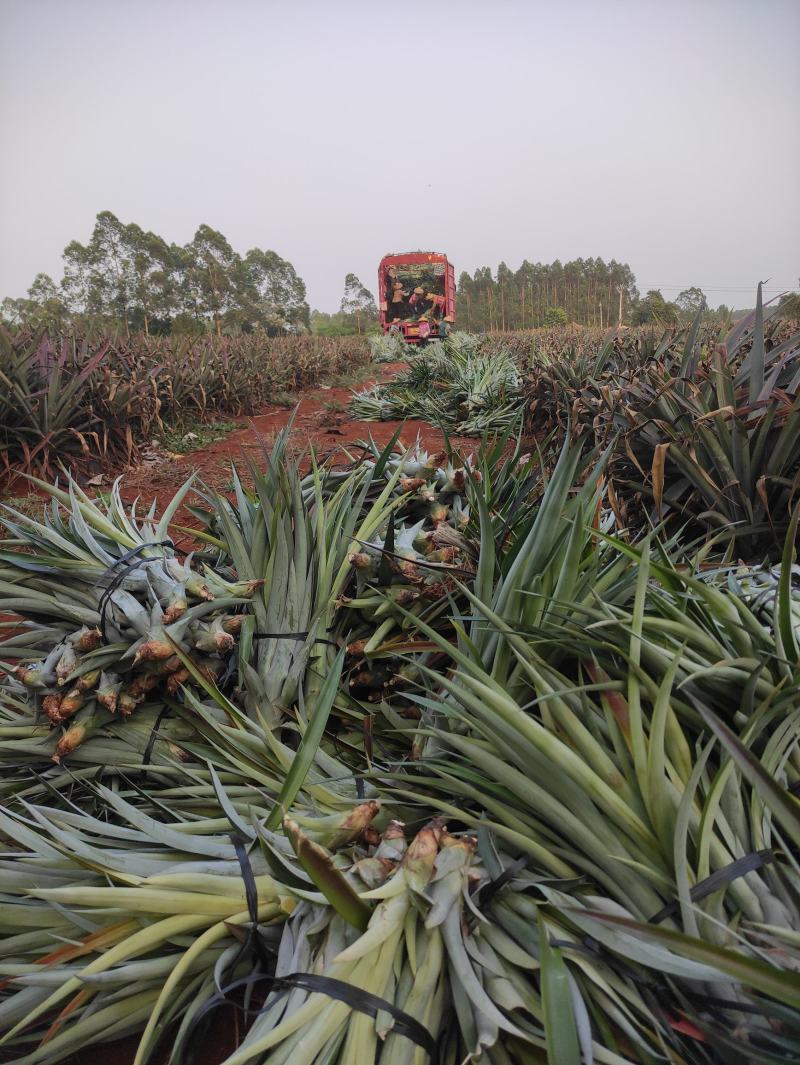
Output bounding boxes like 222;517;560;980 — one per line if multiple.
638;283;795;292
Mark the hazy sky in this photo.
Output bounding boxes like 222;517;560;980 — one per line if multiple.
1;0;798;312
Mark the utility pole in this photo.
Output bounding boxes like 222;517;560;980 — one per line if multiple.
616;284;624;326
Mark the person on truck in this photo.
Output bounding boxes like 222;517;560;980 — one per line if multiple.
439;314;454;339
426;292;446;318
390;280;408;318
408;286;425;312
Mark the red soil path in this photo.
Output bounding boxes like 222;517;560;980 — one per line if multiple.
113;361;477;525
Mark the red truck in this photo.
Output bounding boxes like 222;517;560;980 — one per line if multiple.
378;251;456;343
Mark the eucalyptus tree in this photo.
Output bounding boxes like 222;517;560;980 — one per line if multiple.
339;272;376;334
676;286;707;316
184;224;239;335
236;248;311;334
125;225;175;335
0;273;68;331
61;235;105;324
5;211;311;337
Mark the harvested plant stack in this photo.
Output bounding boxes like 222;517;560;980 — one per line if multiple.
351;334;522;435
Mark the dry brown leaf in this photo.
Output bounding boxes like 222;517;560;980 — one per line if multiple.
652;442;670;519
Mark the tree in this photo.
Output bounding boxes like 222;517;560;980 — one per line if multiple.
236;249;311;334
26;273;69;331
184;225;239;335
310;309;355;337
91;211;137;329
1;274;69;331
457;271;474;329
676;287;707;316
61;211;137;331
713;304;733;328
125;226;174;336
777;281;800;321
1;211;320;338
339;273;377;334
543;307;567;326
455;257;640;331
0;297;22;326
631;289;679;326
62;237;104;323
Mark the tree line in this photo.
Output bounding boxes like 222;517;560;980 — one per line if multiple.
6;223;792;338
2;211;312;336
457;258;715;331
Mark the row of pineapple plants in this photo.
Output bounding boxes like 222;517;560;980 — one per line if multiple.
519;286;800;557
0;329;370;478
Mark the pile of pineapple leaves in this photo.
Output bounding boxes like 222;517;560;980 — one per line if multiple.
351;332;522;435
1;295;799;1065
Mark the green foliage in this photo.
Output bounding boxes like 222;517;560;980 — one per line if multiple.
675;285;707;315
6;211;311;337
542;306;567;326
630;288;680;325
311;273;380;337
238;247;310;333
521;292;800;558
2;290;800;1064
0;330;138;477
339;272;378;334
1;273;69;332
311;314;381;337
351;333;521;433
158;420;244;454
0;432;799;1063
457;256;639;330
778;280;800;320
368;331;407;362
0;328;369;475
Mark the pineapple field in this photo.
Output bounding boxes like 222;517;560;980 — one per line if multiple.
0;291;800;1065
0;331;371;480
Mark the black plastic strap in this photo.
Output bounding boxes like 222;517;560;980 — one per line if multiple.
648;849;775;925
141;704;171;778
96;541;173;640
189;969;438;1062
478;855;529;909
226;833;274;974
252;631;338;647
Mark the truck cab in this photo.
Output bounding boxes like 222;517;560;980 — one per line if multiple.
378;252;456;343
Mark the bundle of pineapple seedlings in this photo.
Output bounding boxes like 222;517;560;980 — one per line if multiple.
0;476;260;761
0;430;493;771
182;435;487;710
